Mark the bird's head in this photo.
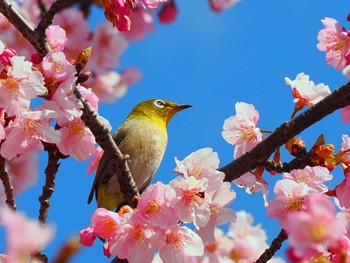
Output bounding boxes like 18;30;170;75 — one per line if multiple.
127;99;192;126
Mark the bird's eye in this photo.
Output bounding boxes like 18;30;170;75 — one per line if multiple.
154;99;166;109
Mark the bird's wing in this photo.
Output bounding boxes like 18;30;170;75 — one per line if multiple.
87;128;127;205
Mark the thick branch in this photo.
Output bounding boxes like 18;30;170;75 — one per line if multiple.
255;229;288;263
221;81;350;182
74;87;139;207
38;143;62;224
0;0;49;57
0;156;16;210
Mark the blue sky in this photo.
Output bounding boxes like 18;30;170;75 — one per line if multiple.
1;0;350;262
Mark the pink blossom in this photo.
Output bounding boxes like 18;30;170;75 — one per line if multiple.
87;146;104;174
137;182;179;229
77;85;99;112
140;0;166;9
200;228;234;263
159;225;204;263
0;152;39;204
233;171;269;205
0;109;6;140
45;25;67;52
170;176;210;228
91;208;121;239
197;182;236;243
341;105;350;124
222;102;263;158
210;0;240;13
57;117;96;161
79;227;96;247
0;39;4;54
41;51;75;82
335;171;350;209
52;9;90;60
87;23;128;72
227;211;268;262
102;0;133;31
7;151;39;195
109;212;163;262
158;1;177;23
0;56;46;116
282;166;332;192
0;48;16;66
317;17;350;70
1;108;61;159
51;75;83;123
338;134;350;164
174;147;225;194
285;73;331;115
283;193;346;259
87;68;141;103
266;179;315;221
122;8;154;42
0;207;55;263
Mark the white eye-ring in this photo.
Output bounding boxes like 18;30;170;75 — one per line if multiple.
154;99;166;109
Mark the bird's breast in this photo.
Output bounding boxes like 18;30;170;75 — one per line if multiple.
115;118;168;191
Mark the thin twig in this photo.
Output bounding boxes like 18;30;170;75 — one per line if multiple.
38;143;63;224
0;155;16;210
221;81;350;182
254;229;288;263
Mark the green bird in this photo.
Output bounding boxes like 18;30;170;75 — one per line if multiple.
87;99;191;211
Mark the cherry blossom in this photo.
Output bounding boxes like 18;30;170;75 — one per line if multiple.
222;102;263;158
87;146;104;174
227;211;268;262
283;193;346;259
108;212;163;262
210;0;240;13
158;1;177;23
52;8;90;60
266;179;315;221
0;56;46;116
45;25;67;52
41;51;75;82
57;117;96;161
174;147;225;193
87;23;128;72
282;166;332;193
137;182;179;229
0;207;55;263
197;182;236;243
285;73;331;117
170;176;211;228
159;225;204;263
122;8;154;42
317;17;350;70
335;171;350;209
0;107;61;159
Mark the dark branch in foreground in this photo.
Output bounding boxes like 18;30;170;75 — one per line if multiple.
255;229;288;263
74;86;139;207
0;0;49;57
0;156;16;210
221;81;350;182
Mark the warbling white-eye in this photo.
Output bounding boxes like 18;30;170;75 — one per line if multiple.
87;99;191;211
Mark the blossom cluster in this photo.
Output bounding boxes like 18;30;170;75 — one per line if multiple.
80;148;239;262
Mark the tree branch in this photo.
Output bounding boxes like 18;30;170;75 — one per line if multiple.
38;143;63;224
0;155;16;210
221;81;350;182
255;229;288;263
0;0;49;57
74;87;139;207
